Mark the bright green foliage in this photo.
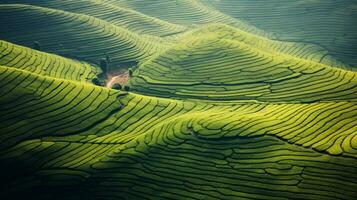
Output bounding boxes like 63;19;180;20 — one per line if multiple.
0;65;356;199
0;40;97;81
129;24;356;101
0;1;357;200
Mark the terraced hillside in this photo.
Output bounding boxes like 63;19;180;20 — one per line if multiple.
201;0;357;67
0;4;168;66
0;40;97;81
1;65;357;199
129;24;356;101
0;0;188;37
0;0;356;200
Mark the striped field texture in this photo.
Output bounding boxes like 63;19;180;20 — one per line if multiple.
0;0;356;199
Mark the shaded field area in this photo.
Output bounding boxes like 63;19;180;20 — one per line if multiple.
0;0;356;199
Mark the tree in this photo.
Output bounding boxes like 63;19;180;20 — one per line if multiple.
92;77;106;86
112;83;122;90
128;68;133;77
123;85;130;91
33;41;41;50
99;58;108;79
92;78;101;86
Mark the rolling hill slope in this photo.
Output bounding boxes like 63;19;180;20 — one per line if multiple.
0;4;168;66
0;40;97;81
0;0;188;37
202;0;357;67
102;0;269;36
0;65;356;199
0;0;356;199
1;0;355;67
129;24;356;101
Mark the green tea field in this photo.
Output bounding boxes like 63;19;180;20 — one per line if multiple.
0;0;356;199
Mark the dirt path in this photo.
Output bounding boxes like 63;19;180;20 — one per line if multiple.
106;71;129;88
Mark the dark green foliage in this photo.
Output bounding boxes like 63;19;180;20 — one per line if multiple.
1;2;357;200
123;85;130;91
99;58;108;79
100;58;108;70
92;78;105;86
58;44;64;50
132;61;139;69
92;78;100;86
33;41;41;50
112;83;122;90
105;53;111;63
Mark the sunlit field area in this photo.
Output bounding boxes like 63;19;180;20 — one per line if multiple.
0;1;356;199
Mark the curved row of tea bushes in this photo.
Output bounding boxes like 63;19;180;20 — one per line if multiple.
0;40;97;81
0;66;123;150
130;25;357;102
201;0;357;67
0;4;167;66
103;0;270;37
0;1;356;199
0;66;356;198
0;0;188;37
